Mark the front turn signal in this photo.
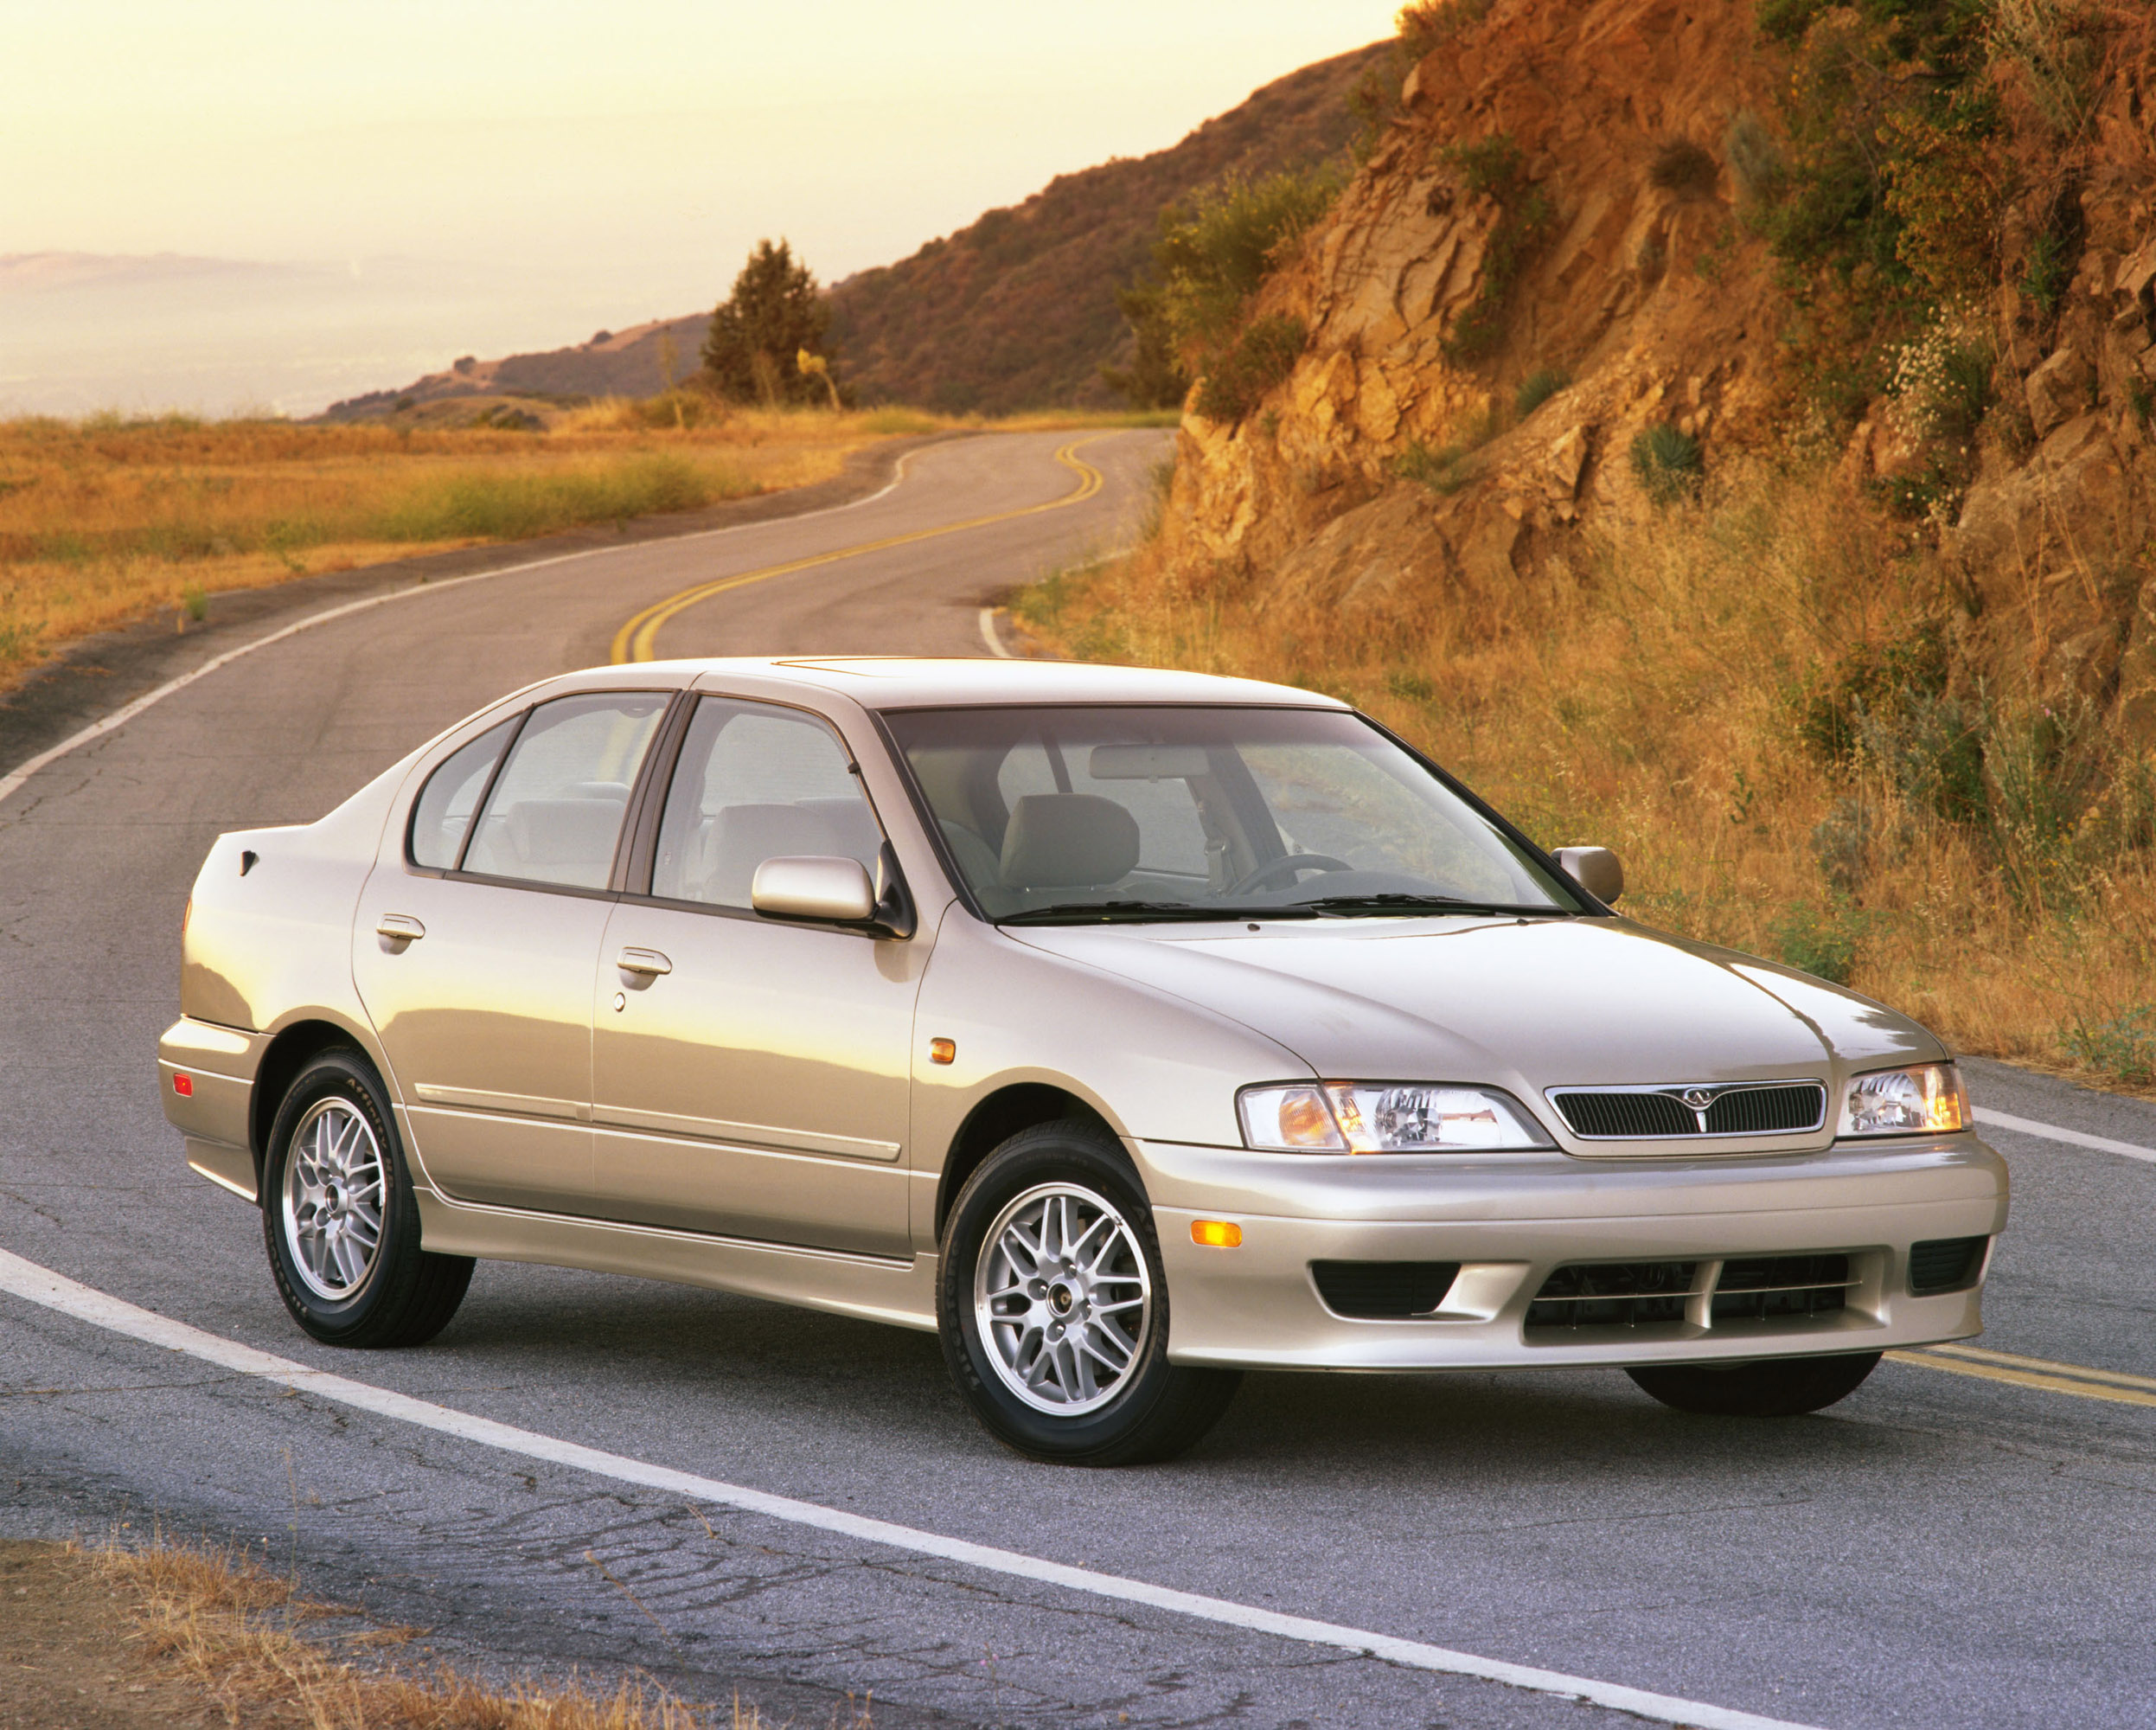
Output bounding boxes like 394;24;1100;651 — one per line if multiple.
1191;1220;1243;1248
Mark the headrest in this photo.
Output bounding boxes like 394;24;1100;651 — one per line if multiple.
705;803;848;905
505;797;625;870
999;794;1140;890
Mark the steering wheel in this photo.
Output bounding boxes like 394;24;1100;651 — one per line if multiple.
1225;853;1356;897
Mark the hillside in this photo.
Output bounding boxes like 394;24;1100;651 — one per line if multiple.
323;41;1392;422
826;41;1391;413
1024;0;2156;1086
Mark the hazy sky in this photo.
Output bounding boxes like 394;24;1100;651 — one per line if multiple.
7;3;1396;305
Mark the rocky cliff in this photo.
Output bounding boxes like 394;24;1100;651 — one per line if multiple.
1158;0;2156;744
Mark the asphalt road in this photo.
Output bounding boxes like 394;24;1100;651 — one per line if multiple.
6;427;2156;1730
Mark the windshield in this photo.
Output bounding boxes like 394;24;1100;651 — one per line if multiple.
882;704;1579;922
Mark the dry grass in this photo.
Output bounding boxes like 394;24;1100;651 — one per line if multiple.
1016;458;2156;1090
87;1532;861;1729
0;400;1176;697
0;407;860;695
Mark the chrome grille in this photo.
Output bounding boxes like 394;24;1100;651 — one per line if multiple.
1549;1080;1827;1140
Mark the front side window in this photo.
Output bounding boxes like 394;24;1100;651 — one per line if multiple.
883;704;1577;922
650;697;882;908
460;693;669;888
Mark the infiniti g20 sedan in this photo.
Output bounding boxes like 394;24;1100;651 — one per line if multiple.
161;658;2005;1463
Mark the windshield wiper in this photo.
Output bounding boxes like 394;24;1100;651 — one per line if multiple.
997;900;1320;926
1296;894;1572;918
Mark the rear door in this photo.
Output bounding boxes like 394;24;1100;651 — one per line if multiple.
589;695;923;1257
355;690;670;1214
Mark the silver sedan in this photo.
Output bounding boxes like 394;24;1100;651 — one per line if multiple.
160;657;2006;1463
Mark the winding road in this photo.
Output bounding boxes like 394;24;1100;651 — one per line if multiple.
6;428;2156;1730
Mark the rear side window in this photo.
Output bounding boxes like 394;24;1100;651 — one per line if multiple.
460;693;669;888
409;717;519;869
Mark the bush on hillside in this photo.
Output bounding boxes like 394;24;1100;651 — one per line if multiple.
1629;424;1704;503
1107;165;1341;411
1193;315;1308;423
1439;133;1554;360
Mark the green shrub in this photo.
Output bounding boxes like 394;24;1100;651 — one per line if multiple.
1152;168;1343;354
1438;134;1553;361
1650;140;1719;197
1398;0;1488;57
2019;230;2069;315
1628;424;1703;503
1724;112;1783;206
2062;1006;2156;1085
1192;315;1308;423
1392;440;1475;494
1771;899;1865;985
1514;367;1570;417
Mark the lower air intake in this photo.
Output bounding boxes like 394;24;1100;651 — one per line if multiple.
1525;1260;1699;1329
1907;1235;1988;1295
1710;1253;1852;1323
1311;1260;1461;1319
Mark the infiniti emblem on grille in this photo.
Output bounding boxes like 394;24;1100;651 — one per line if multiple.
1680;1087;1716;1109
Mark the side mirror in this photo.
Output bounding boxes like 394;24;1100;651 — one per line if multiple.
752;855;876;924
1554;845;1624;906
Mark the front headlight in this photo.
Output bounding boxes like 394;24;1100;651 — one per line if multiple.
1238;1081;1553;1153
1839;1062;1968;1136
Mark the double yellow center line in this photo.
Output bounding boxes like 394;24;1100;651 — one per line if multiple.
609;436;1107;664
1891;1342;2156;1410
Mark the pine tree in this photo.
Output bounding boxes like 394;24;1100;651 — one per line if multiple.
701;240;838;407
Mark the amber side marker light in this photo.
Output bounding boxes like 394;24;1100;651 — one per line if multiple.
1191;1220;1243;1248
172;1074;193;1097
928;1038;956;1066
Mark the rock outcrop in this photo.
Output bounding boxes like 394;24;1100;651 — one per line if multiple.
1157;0;2156;742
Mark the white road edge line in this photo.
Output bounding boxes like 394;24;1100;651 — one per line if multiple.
1973;1105;2156;1165
0;449;926;813
0;1244;1821;1730
977;607;1014;659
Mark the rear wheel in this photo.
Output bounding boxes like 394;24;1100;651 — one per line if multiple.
938;1123;1239;1465
1627;1350;1881;1417
262;1049;473;1349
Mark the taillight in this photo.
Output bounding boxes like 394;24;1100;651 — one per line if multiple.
173;1074;194;1097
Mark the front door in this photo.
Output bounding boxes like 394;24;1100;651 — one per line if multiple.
355;690;669;1214
590;695;922;1258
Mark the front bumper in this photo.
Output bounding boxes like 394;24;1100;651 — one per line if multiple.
1139;1133;2006;1370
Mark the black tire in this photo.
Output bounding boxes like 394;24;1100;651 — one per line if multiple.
938;1122;1240;1466
261;1048;473;1349
1627;1350;1882;1417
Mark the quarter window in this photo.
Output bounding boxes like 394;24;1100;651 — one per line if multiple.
408;716;518;870
461;693;669;888
651;697;881;908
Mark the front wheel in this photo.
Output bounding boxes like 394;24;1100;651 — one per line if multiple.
1627;1350;1882;1417
261;1049;473;1349
938;1123;1239;1465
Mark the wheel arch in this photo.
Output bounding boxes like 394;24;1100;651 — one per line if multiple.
250;1015;389;1193
934;1083;1123;1243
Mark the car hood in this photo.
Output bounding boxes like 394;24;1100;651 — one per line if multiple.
1011;914;1943;1109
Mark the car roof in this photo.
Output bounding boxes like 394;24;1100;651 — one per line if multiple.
592;657;1348;711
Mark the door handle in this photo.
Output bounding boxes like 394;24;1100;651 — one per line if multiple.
616;946;672;977
375;914;425;943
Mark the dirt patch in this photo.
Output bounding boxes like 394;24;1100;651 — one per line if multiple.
0;1540;220;1729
